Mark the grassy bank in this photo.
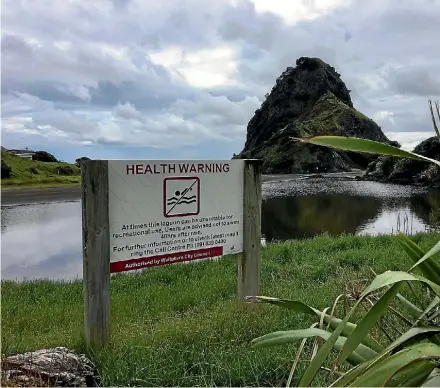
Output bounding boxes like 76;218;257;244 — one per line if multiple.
2;233;439;386
1;152;80;188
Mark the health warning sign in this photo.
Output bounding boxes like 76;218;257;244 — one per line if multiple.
108;161;245;273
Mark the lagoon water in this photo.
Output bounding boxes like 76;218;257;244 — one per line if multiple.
1;174;439;281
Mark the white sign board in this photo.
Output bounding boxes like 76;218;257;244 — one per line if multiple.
108;160;245;272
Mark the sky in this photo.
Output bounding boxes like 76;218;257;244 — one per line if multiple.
1;0;440;163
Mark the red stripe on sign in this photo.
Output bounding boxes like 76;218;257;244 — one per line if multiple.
110;246;224;273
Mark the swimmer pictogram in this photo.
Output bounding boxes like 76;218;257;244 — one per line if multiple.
163;177;200;217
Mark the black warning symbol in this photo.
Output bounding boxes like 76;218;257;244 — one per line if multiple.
163;177;200;217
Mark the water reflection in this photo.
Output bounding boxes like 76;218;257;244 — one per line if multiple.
261;178;439;242
410;192;440;226
262;195;382;240
1;202;82;281
1;178;439;281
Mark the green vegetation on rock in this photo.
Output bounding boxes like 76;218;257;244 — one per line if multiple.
295;92;351;137
1;151;80;188
1;233;439;387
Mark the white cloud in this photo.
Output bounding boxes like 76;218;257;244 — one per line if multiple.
1;0;439;160
114;102;146;123
1;92;258;148
243;0;352;24
172;93;260;126
149;45;239;88
386;131;435;151
56;84;94;102
373;110;395;124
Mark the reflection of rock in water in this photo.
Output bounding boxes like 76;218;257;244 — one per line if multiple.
410;191;440;228
262;195;382;241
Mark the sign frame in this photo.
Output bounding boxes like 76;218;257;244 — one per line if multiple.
81;159;261;349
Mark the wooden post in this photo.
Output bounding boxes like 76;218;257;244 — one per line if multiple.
237;159;262;306
81;160;110;348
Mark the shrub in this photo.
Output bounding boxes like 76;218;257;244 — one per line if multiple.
1;160;12;179
57;166;75;176
32;150;58;163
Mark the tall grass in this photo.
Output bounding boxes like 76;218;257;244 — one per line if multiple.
1;233;439;386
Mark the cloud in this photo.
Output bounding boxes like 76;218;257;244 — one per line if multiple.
114;102;146;124
385;131;435;152
172;93;260;127
1;0;440;161
149;44;240;88
2;92;260;149
386;64;440;97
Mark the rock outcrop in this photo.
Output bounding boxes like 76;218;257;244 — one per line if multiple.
1;347;101;387
233;57;399;173
363;136;440;188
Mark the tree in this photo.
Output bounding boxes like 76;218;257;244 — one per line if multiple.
32;150;58;162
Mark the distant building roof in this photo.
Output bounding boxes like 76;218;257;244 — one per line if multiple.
7;149;36;155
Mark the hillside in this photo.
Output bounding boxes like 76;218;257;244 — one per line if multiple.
233;57;399;174
1;152;80;188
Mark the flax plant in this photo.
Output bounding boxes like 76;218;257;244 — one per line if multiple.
248;100;440;387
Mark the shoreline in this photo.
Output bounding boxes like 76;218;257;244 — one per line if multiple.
1;182;80;191
3;170;437;206
1;172;364;205
1;185;82;205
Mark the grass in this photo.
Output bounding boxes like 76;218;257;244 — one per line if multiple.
1;152;80;188
1;233;439;386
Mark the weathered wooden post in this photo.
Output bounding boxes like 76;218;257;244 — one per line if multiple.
237;159;262;306
81;160;111;348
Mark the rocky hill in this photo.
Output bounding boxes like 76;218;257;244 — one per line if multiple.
363;136;440;189
233;57;399;173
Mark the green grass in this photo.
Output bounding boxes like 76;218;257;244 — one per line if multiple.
1;152;80;188
2;233;439;386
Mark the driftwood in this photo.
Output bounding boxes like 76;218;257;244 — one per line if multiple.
1;347;101;387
